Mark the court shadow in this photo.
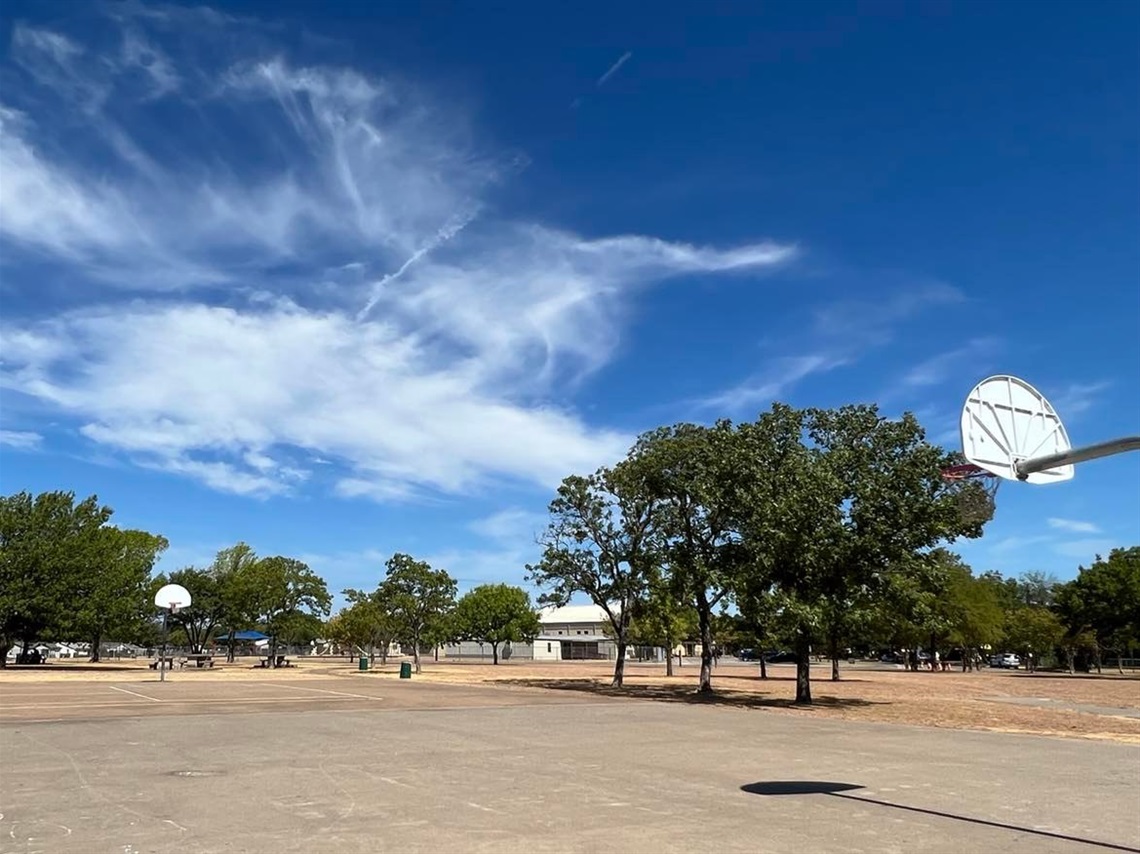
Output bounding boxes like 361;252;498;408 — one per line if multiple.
740;780;1140;853
497;678;877;710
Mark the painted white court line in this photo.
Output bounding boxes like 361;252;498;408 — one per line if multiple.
269;683;382;701
0;697;358;711
109;686;162;703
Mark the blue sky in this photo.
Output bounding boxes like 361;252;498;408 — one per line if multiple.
1;1;1137;604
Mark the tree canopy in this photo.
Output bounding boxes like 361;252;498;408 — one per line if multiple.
450;584;541;664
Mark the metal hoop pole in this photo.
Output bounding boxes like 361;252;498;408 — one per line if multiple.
1015;436;1140;480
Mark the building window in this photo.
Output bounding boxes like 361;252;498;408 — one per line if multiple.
547;643;552;653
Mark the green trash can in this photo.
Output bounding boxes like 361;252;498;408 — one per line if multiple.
358;655;369;672
399;661;412;679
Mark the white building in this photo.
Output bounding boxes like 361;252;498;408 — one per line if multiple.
440;602;625;662
533;604;620;661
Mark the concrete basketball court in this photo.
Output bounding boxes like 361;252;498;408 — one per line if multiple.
1;677;1137;854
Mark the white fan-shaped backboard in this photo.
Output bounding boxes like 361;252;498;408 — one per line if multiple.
960;375;1074;483
154;583;192;610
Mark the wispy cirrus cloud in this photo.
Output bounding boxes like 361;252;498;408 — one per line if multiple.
1052;538;1116;561
0;10;794;500
1047;517;1102;534
696;354;848;413
697;283;962;415
597;51;632;87
0;430;43;450
900;337;1001;389
1050;381;1112;418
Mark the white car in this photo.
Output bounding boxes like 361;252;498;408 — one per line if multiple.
989;653;1021;669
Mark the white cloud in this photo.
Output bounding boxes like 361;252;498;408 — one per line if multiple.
0;12;797;500
901;337;1000;388
812;282;964;346
1051;381;1112;418
988;534;1053;555
1;11;803;500
1047;517;1101;534
1052;538;1115;561
697;354;847;413
469;508;548;544
0;430;43;450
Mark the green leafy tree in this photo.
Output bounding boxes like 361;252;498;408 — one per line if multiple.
528;463;659;688
450;584;541;664
1055;547;1140;673
1004;606;1065;671
160;567;225;653
246;556;332;667
629;421;750;694
75;528;168;660
806;406;978;682
734;578;782;679
213;543;261;662
0;491;112;666
945;565;1006;667
338;589;402;663
733;405;846;704
382;553;457;674
626;573;698;676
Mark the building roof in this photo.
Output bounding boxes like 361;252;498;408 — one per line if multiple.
538;604;617;625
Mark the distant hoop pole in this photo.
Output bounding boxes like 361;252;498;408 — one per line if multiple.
1015;436;1140;480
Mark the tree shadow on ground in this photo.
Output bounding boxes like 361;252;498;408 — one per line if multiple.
1008;671;1140;681
495;678;880;709
1;663;141;672
714;672;873;685
740;781;1140;853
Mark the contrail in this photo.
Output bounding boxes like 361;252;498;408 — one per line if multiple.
597;51;632;87
356;210;476;321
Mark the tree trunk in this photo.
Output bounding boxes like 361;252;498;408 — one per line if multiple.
664;632;674;677
696;601;714;694
794;630;812;705
491;642;499;665
611;639;628;687
413;638;422;674
368;642;375;665
90;632;101;663
0;641;11;668
380;641;389;665
828;628;840;682
1094;647;1102;675
759;655;768;680
269;634;278;668
227;630;236;663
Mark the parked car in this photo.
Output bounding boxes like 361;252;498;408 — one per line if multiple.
763;650;798;663
989;653;1021;669
737;648;762;661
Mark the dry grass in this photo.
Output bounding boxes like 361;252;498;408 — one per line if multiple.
4;657;1138;743
413;660;1140;744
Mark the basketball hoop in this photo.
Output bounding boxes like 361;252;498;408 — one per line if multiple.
941;463;1001;525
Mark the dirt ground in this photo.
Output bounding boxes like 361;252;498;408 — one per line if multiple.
4;657;1138;742
395;659;1140;743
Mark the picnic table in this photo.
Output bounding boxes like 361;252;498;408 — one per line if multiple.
183;653;215;668
148;656;176;670
257;654;291;668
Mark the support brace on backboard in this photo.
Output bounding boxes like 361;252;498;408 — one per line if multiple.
1015;436;1140;480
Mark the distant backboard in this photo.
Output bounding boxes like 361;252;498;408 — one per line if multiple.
960;375;1074;484
154;583;192;611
